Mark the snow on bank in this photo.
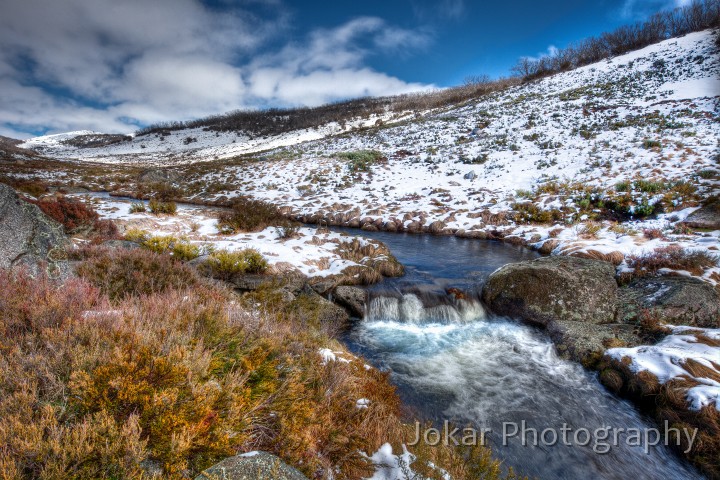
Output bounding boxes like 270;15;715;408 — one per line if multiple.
80;194;382;279
607;326;720;411
362;443;451;480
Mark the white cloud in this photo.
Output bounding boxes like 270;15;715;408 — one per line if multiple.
0;1;432;138
620;0;692;19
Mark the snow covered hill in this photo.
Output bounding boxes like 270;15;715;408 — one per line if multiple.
18;29;720;284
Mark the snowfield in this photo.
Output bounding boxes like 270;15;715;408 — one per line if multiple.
18;30;720;287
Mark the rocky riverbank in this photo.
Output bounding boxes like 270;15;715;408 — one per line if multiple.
480;255;720;478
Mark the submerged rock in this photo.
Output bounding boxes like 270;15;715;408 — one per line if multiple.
194;452;308;480
0;183;69;277
618;276;720;328
481;256;618;326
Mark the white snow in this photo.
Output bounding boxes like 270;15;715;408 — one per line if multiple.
607;328;720;411
362;443;450;480
77;193;389;280
22;31;720;285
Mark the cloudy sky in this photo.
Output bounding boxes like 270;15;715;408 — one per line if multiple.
0;0;690;138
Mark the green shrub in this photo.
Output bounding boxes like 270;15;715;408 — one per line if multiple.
129;202;146;213
615;181;631;192
642;139;662;149
141;235;201;261
276;224;300;239
204;249;268;280
124;227;150;243
148;198;177;215
217;197;286;233
633;179;664;193
337;150;386;173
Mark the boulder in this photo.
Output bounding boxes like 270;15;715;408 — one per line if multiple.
547;320;641;367
428;221;446;234
617;276;720;328
0;183;69;277
333;285;367;318
481;256;618;326
195;452;308;480
138;168;179;184
101;239;140;250
538;239;560;254
681;200;720;230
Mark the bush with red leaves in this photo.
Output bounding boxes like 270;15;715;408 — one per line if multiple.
28;197;99;233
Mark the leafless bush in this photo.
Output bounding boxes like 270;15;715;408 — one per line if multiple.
514;0;720;81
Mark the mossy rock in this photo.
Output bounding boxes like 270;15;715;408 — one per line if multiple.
481;256;618;326
617;276;720;328
0;183;70;277
195;452;308;480
547;320;641;368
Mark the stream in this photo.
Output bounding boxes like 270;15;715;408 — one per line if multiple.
335;229;699;480
79;193;699;479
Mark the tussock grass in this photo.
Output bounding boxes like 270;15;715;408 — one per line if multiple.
626;245;718;278
600;349;720;478
148;198;177;215
203;248;268;280
334;238;404;284
217;197;289;234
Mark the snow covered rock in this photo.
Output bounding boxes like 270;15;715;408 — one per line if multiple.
482;256;618;326
682;198;720;230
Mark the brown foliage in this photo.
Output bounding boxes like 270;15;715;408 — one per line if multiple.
76;248;201;300
0;268;516;479
627;244;718;277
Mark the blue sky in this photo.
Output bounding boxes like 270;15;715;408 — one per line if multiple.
0;0;689;138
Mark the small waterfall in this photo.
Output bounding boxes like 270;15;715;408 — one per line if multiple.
366;292;485;323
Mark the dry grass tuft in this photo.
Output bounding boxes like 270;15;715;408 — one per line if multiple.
627;245;718;278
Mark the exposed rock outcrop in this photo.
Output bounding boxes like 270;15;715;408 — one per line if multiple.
681;200;720;230
618;276;720;328
547;320;640;367
332;285;367;318
194;452;308;480
0;183;69;277
138;168;179;184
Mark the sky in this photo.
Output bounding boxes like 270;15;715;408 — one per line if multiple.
0;0;692;139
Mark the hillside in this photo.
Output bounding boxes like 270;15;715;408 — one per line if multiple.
18;29;720;283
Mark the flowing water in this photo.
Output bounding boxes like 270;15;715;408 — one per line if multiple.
335;229;699;480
